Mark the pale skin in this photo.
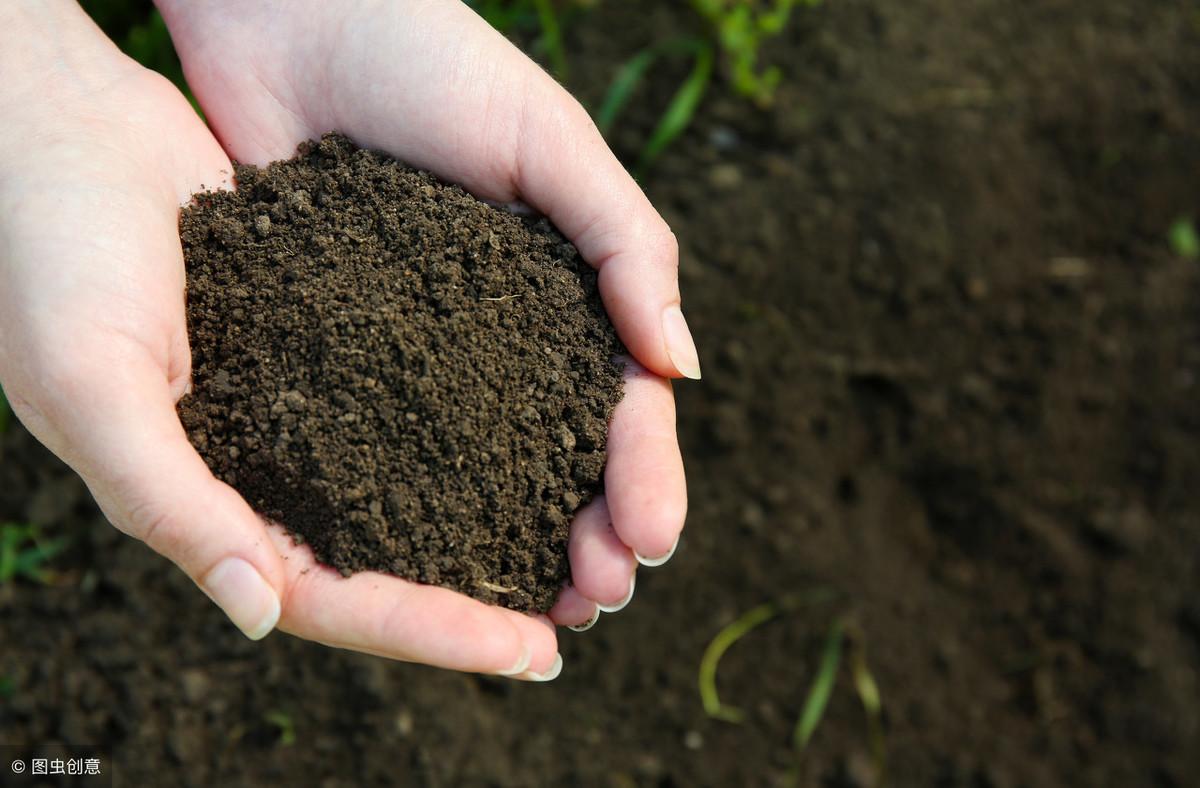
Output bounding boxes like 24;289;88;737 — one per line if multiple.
0;0;698;680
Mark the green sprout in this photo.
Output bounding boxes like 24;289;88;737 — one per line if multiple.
0;676;14;699
532;0;569;81
793;618;842;750
850;629;887;782
698;598;781;722
698;589;837;721
699;594;887;786
597;38;714;176
0;523;69;585
691;0;819;106
263;710;297;747
1168;217;1199;260
597;1;817;173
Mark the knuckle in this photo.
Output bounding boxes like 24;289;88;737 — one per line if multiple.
122;496;174;548
651;229;680;270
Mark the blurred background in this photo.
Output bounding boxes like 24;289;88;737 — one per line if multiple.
2;1;1199;785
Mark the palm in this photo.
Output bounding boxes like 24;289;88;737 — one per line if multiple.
0;66;229;487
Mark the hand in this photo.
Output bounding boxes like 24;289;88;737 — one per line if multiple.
0;0;694;680
160;0;696;640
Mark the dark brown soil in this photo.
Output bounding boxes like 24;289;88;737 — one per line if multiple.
3;1;1199;786
176;134;624;612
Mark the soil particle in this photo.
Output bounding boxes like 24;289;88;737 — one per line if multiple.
176;134;625;611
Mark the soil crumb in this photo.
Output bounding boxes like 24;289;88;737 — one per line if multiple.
176;133;625;612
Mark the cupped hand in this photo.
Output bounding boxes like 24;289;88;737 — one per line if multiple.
0;0;693;680
159;0;695;630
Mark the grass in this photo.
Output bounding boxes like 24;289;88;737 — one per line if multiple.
264;710;297;747
1168;217;1199;260
793;619;843;750
595;0;819;174
0;523;69;585
849;626;887;781
691;0;819;106
532;0;569;81
597;38;715;176
699;594;887;785
468;0;818;172
698;598;782;722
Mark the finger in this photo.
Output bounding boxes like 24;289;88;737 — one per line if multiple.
566;495;637;608
606;359;688;563
549;585;600;631
510;89;700;381
273;528;561;679
35;348;287;642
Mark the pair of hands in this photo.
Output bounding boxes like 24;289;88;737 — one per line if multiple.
0;0;697;680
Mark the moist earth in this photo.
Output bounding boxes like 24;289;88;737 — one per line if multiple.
177;134;624;612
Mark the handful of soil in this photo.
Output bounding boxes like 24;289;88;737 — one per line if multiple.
177;134;625;612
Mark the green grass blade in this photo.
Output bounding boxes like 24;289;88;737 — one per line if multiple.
850;636;887;784
596;49;660;135
531;0;568;81
596;37;711;136
0;524;33;583
637;43;714;174
0;524;68;584
698;601;780;723
0;543;16;584
794;619;844;751
264;711;297;746
759;0;801;34
1169;217;1199;260
13;536;70;582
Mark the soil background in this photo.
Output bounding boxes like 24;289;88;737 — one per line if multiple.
3;1;1199;786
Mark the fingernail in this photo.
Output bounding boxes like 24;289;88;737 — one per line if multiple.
662;305;702;380
597;573;636;614
518;653;564;682
496;638;535;676
200;557;280;641
496;644;533;677
568;604;600;632
635;535;681;568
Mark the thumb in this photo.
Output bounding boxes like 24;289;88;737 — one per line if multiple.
52;351;285;641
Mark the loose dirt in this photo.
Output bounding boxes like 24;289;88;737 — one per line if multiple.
177;134;624;612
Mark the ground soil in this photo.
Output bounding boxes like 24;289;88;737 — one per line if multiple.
2;0;1199;786
176;134;622;612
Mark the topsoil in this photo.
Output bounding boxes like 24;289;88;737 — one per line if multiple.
177;134;624;612
2;1;1199;786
